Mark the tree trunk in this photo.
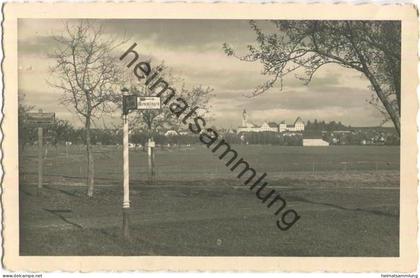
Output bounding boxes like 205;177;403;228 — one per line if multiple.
340;24;400;136
146;124;155;183
364;70;401;136
85;117;95;197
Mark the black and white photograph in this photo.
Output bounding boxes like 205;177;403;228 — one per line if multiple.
2;2;418;273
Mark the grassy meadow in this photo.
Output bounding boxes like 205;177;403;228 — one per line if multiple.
19;144;400;256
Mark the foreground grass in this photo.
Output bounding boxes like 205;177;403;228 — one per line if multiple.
20;172;399;256
19;145;400;256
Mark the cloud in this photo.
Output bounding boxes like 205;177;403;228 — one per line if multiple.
18;35;57;56
103;19;259;51
244;87;372;110
18;18;387;129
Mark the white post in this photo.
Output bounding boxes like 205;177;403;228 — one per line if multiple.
122;89;130;239
148;138;152;181
123;114;130;208
148;138;155;182
44;143;48;158
37;127;43;193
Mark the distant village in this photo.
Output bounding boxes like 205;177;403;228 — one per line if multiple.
230;109;399;146
21;109;400;148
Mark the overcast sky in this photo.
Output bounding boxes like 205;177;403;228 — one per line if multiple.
18;19;387;129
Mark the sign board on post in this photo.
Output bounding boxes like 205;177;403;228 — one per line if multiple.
120;92;161;239
137;97;161;110
27;110;55;193
27;112;55;127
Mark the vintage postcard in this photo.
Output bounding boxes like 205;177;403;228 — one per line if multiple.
1;2;418;272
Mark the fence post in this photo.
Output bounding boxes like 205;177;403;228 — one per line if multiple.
151;142;155;181
37;127;43;193
148;138;156;182
44;144;48;159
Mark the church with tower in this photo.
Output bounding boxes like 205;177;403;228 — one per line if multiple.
237;109;305;134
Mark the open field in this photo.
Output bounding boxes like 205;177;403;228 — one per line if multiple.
19;145;399;256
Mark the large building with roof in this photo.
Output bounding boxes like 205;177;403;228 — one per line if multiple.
237;109;305;134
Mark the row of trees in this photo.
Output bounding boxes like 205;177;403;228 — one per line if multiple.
305;120;350;131
19;98;400;149
238;132;302;146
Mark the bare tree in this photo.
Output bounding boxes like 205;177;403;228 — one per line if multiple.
119;63;213;134
223;20;401;135
49;21;122;197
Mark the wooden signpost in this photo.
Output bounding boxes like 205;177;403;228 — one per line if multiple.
138;97;160;181
27;109;55;193
121;89;161;240
147;138;156;182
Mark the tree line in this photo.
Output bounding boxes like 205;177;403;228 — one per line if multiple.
305;120;350;131
19;108;399;149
